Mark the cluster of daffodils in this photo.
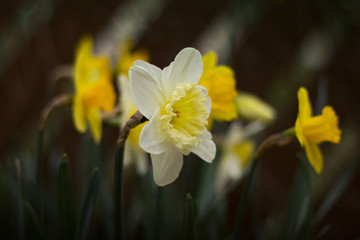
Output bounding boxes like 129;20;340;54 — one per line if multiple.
67;35;341;187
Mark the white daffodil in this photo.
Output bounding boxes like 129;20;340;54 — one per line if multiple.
129;47;216;186
119;74;148;175
216;121;265;191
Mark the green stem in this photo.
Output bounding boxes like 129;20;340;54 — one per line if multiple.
233;157;259;239
114;144;125;240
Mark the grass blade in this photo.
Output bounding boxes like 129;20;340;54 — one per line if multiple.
58;154;77;240
182;193;197;240
233;157;258;239
75;168;100;240
312;157;360;228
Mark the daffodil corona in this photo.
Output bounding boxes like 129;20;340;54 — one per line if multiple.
72;37;115;143
295;87;341;174
129;48;216;186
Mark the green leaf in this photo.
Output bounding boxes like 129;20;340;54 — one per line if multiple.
312;157;360;228
58;154;77;240
233;157;259;239
182;193;197;240
75;168;100;240
24;200;47;240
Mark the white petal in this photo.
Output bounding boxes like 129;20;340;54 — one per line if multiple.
139;109;170;154
123;142;133;167
161;61;174;99
129;60;165;119
189;130;216;163
150;147;183;186
166;48;203;94
196;85;212;118
134;148;149;175
118;74;133;124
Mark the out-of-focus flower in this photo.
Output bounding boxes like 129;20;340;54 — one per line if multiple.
198;51;237;123
235;92;276;123
129;47;216;186
72;36;116;143
216;121;264;191
118;74;148;174
295;87;341;174
117;41;149;76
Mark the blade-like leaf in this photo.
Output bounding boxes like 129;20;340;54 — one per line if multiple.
182;193;197;240
58;154;77;240
24;200;47;240
312;157;360;228
75;168;100;240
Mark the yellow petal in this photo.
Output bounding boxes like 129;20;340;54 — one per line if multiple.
73;95;87;133
304;141;323;174
81;77;116;112
117;40;150;76
202;51;217;74
86;107;102;143
297;87;312;121
235;92;276;123
199;61;238;122
295;87;312;146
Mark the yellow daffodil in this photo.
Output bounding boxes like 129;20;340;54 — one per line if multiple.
129;48;216;186
216;121;264;191
198;51;238;122
118;74;148;174
117;41;149;76
235;92;276;123
72;37;116;143
295;87;341;174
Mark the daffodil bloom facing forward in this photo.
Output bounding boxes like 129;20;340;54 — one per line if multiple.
198;51;238;122
118;74;148;174
72;37;116;143
295;87;341;174
129;48;216;186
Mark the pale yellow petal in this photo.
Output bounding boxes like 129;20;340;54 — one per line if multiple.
73;95;87;133
202;51;217;74
297;87;312;121
86;107;102;143
304;141;323;174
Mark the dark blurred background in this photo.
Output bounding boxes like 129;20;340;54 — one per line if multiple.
1;0;360;239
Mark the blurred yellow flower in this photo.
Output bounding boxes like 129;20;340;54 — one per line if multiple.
198;51;237;122
72;36;116;143
216;121;264;191
295;87;341;174
117;41;150;76
235;92;276;123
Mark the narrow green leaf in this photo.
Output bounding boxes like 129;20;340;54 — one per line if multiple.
312;157;360;228
24;200;47;240
58;154;77;240
75;168;100;240
114;145;124;240
233;157;258;239
14;159;25;240
182;193;197;240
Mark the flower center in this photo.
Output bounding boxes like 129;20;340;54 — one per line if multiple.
301;106;341;144
160;83;209;152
